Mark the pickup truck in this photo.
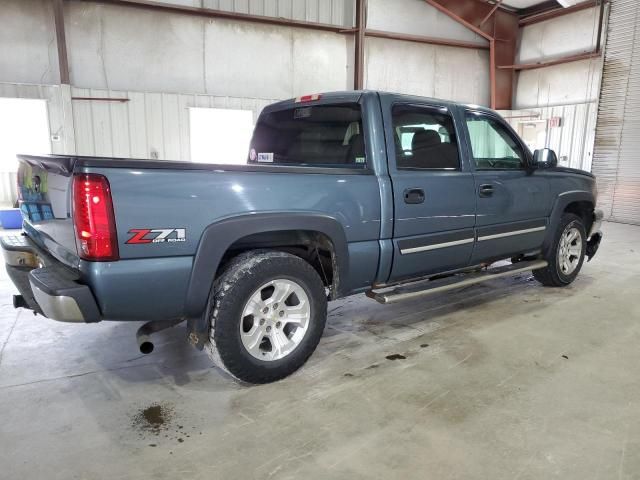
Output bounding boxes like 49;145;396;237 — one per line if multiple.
2;91;603;384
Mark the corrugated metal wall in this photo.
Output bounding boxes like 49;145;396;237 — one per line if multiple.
70;87;278;160
153;0;352;26
592;0;640;224
503;102;597;172
0;83;280;162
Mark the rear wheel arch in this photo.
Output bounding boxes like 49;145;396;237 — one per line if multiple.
185;213;349;322
217;229;339;293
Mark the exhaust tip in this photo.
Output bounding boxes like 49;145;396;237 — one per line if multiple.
139;341;154;355
136;319;184;355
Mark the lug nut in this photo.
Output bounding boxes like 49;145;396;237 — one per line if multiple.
273;303;279;309
259;318;265;325
262;307;269;314
266;326;272;332
276;321;281;328
279;310;285;317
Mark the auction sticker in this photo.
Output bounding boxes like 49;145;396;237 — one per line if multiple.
257;152;274;163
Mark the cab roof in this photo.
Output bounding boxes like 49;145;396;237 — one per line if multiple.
263;90;498;116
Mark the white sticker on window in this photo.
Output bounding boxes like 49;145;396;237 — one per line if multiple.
257;152;274;163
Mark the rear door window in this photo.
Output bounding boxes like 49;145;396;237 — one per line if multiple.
391;104;460;170
248;104;365;168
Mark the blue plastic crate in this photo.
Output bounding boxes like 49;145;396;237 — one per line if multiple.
0;208;23;229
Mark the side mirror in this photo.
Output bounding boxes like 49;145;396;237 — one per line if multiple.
532;148;558;169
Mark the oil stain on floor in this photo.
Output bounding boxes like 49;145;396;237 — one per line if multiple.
131;403;175;435
130;402;199;448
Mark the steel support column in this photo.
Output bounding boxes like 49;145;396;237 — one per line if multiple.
354;0;366;90
423;0;518;110
53;0;70;84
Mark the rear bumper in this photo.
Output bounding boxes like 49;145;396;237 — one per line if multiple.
589;209;604;239
1;235;101;323
586;209;604;261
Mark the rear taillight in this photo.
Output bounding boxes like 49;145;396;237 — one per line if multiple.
72;173;119;261
295;94;322;103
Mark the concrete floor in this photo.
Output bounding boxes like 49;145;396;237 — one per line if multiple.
0;221;639;480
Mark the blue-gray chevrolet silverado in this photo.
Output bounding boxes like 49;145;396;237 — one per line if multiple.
2;91;603;383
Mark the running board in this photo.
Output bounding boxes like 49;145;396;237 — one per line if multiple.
366;260;548;304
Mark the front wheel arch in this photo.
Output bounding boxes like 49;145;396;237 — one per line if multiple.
543;191;594;255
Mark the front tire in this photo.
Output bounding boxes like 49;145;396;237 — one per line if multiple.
533;213;587;287
205;251;327;384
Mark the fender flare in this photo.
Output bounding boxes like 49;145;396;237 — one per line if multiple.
543;190;595;252
184;212;349;320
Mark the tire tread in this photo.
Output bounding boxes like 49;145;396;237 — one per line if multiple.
205;250;327;384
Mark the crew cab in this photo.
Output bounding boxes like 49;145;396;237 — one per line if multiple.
2;91;603;383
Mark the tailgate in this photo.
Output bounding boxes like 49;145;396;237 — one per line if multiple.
16;154;78;265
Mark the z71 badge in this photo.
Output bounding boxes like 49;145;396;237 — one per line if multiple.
126;228;186;244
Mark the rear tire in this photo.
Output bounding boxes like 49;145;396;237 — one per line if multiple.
205;250;327;384
533;213;586;287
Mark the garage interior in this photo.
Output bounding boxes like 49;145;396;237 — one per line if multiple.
1;0;639;478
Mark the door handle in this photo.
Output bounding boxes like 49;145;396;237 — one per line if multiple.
404;188;425;204
479;184;494;198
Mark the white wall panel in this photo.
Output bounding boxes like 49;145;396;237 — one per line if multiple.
517;7;599;63
291;29;352;96
0;0;60;86
66;4;352;98
513;5;604;110
204;20;351;98
514;58;602;109
365;38;490;106
66;3;206;93
368;0;488;46
203;21;293;98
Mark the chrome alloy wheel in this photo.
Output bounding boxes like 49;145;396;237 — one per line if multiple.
558;226;583;276
239;279;311;361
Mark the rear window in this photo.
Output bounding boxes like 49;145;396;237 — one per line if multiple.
248;103;366;168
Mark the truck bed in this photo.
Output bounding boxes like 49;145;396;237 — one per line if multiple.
18;154;371;175
14;153;382;322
